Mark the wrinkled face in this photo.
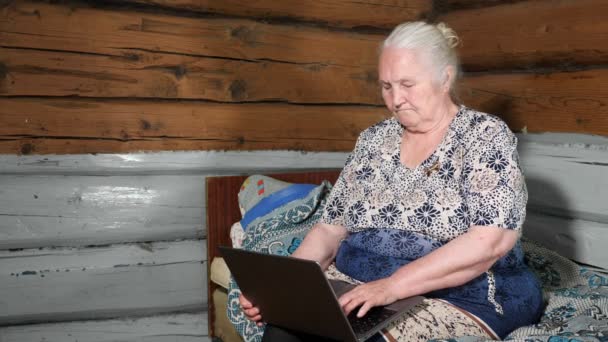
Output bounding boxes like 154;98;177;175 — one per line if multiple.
379;47;451;131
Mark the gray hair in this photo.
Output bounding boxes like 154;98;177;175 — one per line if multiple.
382;21;461;93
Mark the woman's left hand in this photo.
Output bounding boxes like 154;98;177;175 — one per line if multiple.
338;277;399;318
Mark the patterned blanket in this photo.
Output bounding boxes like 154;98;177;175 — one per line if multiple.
227;181;332;342
226;180;608;342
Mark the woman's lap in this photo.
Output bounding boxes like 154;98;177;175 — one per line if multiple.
324;265;495;342
380;299;495;342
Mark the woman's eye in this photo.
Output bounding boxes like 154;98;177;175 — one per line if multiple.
400;82;413;88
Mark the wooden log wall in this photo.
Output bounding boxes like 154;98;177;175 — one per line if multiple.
1;1;608;341
1;0;607;155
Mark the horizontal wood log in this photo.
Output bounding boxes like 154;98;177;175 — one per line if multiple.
3;61;608;155
440;0;608;71
0;150;350;175
0;46;381;104
0;98;386;154
0;152;349;250
0;175;206;249
459;68;608;136
0;1;382;67
3;1;607;74
2;46;607;137
524;213;608;269
517;134;608;224
2;133;606;254
123;0;431;29
0;138;361;155
0;240;207;325
439;0;528;11
0;312;210;342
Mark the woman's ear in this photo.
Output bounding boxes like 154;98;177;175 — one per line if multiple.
442;66;454;92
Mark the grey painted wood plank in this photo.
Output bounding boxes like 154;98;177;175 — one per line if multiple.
0;150;349;175
0;133;604;175
0;240;207;325
524;212;608;268
0;175;206;249
0;312;210;342
1;133;607;251
520;138;608;223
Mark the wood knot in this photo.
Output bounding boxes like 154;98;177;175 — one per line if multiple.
121;52;140;62
20;143;34;155
229;79;247;101
140;119;152;130
230;26;257;46
172;64;187;79
140;119;162;131
365;69;377;84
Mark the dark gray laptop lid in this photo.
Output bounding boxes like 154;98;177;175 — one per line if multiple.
219;246;357;341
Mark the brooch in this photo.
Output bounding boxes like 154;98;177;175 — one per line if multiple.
425;160;440;177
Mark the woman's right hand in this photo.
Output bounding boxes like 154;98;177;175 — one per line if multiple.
239;293;264;326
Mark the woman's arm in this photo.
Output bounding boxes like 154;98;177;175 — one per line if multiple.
291;222;348;270
338;225;518;317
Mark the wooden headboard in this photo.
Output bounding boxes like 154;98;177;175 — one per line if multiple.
205;170;341;337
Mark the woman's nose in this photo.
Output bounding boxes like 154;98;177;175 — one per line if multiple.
392;89;404;109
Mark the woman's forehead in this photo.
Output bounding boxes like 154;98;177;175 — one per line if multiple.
378;48;432;80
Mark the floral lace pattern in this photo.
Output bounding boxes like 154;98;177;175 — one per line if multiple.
320;106;527;241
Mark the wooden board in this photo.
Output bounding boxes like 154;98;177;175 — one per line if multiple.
1;133;606;251
0;98;385;154
0;150;350;175
459;68;608;136
3;48;608;126
124;0;431;29
0;151;350;249
3;1;606;74
0;175;206;249
0;1;382;67
0;46;381;104
519;135;608;224
525;212;608;269
440;0;608;71
0;240;207;325
0;312;210;342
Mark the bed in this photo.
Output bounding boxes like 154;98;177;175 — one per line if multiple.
206;170;608;342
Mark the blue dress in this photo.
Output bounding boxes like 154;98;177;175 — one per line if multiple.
319;106;544;338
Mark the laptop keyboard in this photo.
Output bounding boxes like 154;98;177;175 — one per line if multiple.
347;306;397;335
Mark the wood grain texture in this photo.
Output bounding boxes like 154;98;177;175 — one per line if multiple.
0;46;381;103
0;312;210;342
518;136;608;224
0;98;386;154
440;0;608;71
4;0;605;74
206;171;341;336
124;0;432;29
459;68;608;136
525;213;608;268
0;151;350;250
0;240;207;326
0;150;350;175
0;1;382;67
0;175;206;249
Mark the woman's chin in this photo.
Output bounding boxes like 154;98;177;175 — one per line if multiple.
394;112;419;127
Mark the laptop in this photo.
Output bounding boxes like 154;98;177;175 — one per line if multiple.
219;246;424;342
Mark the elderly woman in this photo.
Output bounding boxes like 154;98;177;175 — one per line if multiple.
240;21;544;341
